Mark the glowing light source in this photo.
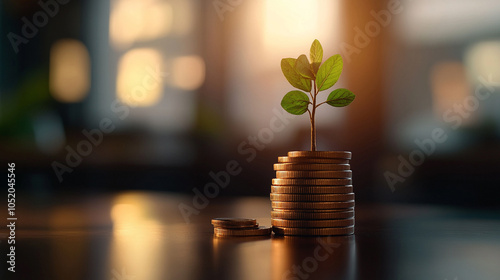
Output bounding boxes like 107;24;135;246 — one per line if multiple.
465;41;500;82
49;39;90;103
110;0;173;49
262;0;337;54
171;55;205;90
225;0;339;141
116;48;164;107
111;203;142;224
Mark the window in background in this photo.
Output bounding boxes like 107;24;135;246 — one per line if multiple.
88;0;203;134
398;0;500;45
387;0;500;151
109;0;203;132
84;0;204;166
225;0;344;147
465;41;500;134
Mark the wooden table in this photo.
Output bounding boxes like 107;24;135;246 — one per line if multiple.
2;191;500;280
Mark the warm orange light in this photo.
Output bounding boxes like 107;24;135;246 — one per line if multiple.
171;55;205;90
116;48;164;107
111;203;141;224
49;206;87;228
144;2;173;40
110;192;163;279
109;0;173;49
262;0;338;55
49;39;90;103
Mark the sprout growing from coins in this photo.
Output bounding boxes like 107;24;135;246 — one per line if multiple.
280;39;355;151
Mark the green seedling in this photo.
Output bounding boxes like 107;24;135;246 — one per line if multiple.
280;39;355;151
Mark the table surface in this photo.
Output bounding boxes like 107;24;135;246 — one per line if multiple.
1;191;500;280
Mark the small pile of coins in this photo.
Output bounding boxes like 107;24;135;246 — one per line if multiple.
271;151;355;236
212;218;271;237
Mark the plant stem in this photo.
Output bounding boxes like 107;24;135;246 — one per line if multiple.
315;101;328;108
310;81;317;151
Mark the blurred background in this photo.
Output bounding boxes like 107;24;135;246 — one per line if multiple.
1;0;500;207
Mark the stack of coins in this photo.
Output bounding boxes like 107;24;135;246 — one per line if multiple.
212;218;272;237
271;151;355;236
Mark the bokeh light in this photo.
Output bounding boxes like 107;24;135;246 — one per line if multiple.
49;39;90;103
116;48;164;107
171;55;205;91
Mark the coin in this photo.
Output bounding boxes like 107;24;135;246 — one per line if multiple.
288;151;352;159
270;193;355;202
211;218;257;228
214;226;272;237
278;156;349;164
271;185;353;194
272;226;354;236
272;152;356;236
271;209;354;220
272;178;352;186
272;209;351;213
275;170;352;179
271;218;355;228
273;163;350;171
272;201;355;209
213;235;270;241
214;224;259;229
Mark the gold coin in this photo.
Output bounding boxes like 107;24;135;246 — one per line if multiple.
274;163;350;171
272;226;354;236
276;170;352;179
270;193;355;202
213;235;270;241
271;185;353;194
288;151;352;159
272;201;355;210
214;226;272;237
213;224;259;229
278;156;349;164
273;209;351;213
271;218;355;228
271;209;354;220
211;218;257;228
272;178;352;186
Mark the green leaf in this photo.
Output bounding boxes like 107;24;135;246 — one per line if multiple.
310;39;323;74
316;54;343;91
281;90;310;115
326;88;355;107
296;55;315;79
281;58;312;92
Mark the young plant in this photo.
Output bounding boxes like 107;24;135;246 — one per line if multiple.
280;39;355;151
